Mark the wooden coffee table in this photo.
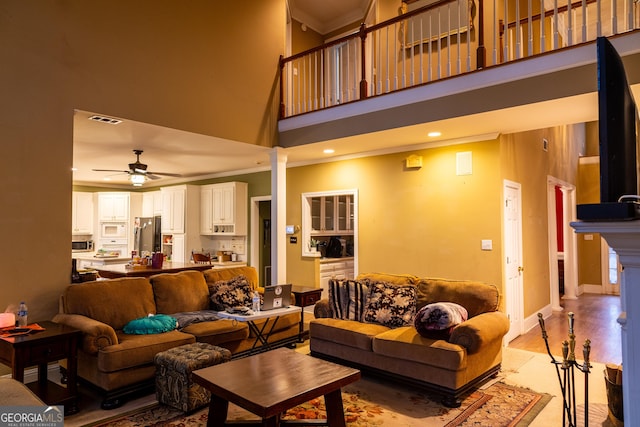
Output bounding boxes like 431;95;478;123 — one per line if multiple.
193;347;360;427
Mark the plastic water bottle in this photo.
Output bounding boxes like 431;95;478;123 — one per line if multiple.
17;302;28;327
252;291;260;313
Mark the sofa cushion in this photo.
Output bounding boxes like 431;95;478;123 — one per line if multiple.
363;282;417;328
310;318;390;351
208;275;253;311
415;278;499;317
61;278;156;330
179;319;250;346
372;327;466;371
151;271;210;313
328;279;370;321
123;314;178;335
414;302;468;339
356;272;419;286
98;330;195;373
204;266;259;290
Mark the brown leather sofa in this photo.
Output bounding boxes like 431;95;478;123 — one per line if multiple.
52;266;300;409
310;272;510;407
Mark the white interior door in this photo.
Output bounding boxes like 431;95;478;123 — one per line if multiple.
602;239;621;295
504;180;524;343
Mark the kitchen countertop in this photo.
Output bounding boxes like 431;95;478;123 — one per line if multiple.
72;252;131;265
93;260;247;279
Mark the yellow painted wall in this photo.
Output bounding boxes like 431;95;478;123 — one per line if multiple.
500;125;582;317
0;1;285;321
577;122;602;287
286;139;504;291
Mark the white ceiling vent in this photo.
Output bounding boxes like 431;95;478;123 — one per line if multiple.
88;115;122;125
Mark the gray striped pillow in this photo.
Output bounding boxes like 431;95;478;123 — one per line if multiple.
328;279;370;321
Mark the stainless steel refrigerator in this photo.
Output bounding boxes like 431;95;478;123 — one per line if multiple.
134;216;161;254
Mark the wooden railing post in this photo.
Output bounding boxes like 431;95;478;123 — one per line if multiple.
278;55;286;119
476;0;486;69
359;23;368;99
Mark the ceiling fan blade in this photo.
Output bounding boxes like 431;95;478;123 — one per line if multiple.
146;174;161;180
147;171;183;178
92;169;130;173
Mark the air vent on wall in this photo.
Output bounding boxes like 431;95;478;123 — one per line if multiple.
88;115;122;125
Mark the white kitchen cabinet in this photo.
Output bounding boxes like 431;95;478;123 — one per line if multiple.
200;182;247;235
315;258;355;296
141;191;162;217
72;192;94;235
160;185;200;263
171;234;186;263
161;187;186;233
310;194;354;235
98;193;129;221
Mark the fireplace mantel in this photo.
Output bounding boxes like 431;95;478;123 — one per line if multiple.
571;220;640;425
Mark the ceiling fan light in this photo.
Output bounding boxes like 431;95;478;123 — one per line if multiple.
130;173;146;186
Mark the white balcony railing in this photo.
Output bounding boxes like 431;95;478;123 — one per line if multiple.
279;0;639;119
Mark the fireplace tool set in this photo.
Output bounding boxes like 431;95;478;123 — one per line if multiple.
538;312;591;427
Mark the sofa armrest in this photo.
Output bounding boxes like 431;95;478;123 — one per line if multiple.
52;313;118;355
448;311;509;354
313;299;334;318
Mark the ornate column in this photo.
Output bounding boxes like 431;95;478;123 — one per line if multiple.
571;220;640;425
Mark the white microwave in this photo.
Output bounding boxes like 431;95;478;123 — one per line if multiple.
101;222;128;239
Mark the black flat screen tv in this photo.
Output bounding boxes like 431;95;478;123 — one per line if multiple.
577;37;640;221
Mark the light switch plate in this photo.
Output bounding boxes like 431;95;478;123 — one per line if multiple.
481;239;493;250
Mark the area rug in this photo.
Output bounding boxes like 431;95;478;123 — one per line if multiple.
86;377;551;427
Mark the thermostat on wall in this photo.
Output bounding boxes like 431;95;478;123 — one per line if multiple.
286;225;295;235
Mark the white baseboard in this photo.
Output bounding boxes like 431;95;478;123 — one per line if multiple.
523;304;554;335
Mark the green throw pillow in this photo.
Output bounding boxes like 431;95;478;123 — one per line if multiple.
123;314;178;335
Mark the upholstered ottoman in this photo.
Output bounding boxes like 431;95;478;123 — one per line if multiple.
154;342;231;412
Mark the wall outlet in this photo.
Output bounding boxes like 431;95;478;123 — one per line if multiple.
481;239;493;250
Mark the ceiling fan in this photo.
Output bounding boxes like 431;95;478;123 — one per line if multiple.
93;149;182;186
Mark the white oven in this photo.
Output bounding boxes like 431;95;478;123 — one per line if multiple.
101;222;128;239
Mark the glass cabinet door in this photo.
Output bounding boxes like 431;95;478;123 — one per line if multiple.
323;197;335;233
337;194;353;232
311;197;321;232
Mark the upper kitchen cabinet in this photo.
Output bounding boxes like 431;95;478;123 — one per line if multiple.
98;193;129;221
310;194;354;235
161;186;186;233
200;182;248;236
72;191;94;235
141;191;162;217
161;185;200;263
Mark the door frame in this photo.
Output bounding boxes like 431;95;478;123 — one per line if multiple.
503;180;524;343
250;195;271;286
546;176;578;309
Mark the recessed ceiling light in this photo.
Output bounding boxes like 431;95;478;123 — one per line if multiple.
428;131;441;137
89;115;122;125
323;149;335;154
71;167;78;172
103;177;111;181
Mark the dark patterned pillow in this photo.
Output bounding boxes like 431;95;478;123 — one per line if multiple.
363;282;416;328
209;275;252;311
414;302;468;339
328;279;370;321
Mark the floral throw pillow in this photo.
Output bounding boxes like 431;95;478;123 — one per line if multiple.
209;275;253;311
363;282;416;328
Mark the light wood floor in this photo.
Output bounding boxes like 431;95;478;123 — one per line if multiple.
508;293;622;365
